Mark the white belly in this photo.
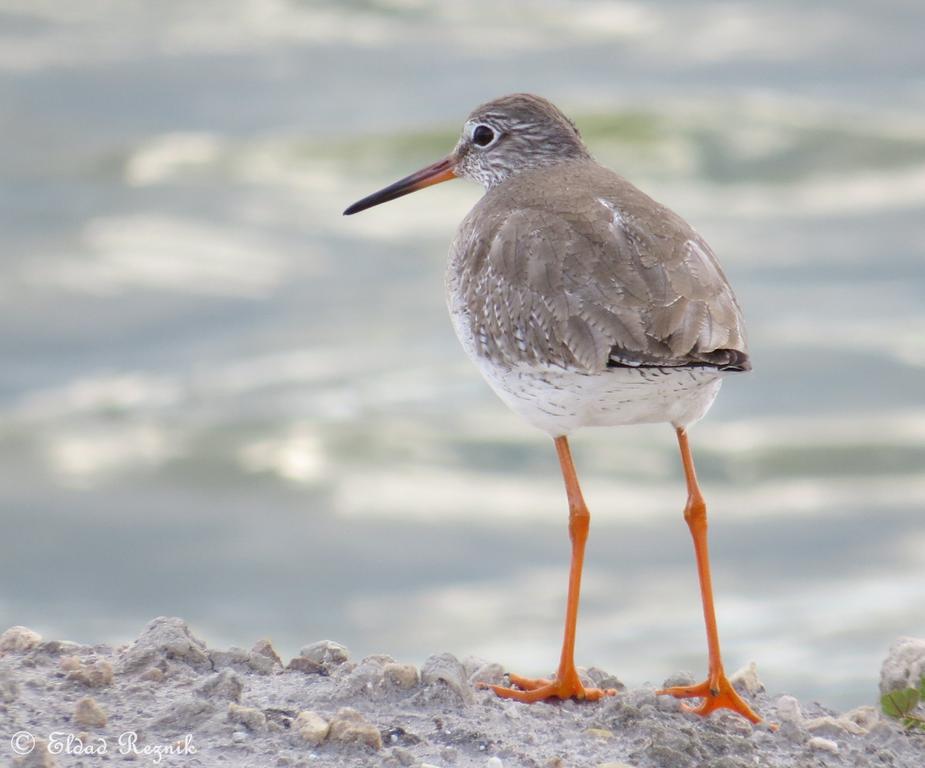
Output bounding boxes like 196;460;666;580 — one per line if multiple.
478;360;723;436
447;291;725;436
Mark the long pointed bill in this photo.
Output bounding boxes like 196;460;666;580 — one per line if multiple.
343;156;457;215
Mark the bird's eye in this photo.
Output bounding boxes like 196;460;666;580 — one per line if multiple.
472;125;496;147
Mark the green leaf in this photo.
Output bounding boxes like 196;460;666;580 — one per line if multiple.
919;675;925;699
882;688;920;718
902;716;925;732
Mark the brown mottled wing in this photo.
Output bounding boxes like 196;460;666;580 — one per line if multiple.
453;189;748;373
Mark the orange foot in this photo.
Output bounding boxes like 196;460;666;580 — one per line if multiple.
657;673;760;723
483;671;617;703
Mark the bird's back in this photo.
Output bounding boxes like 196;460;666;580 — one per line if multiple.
447;159;749;376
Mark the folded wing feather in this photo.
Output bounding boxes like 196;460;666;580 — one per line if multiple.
456;198;749;373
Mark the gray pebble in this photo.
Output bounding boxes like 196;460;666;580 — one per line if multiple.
328;707;382;749
153;697;216;733
36;640;81;656
293;710;330;745
229;702;267;731
197;669;243;702
805;714;865;737
287;656;325;674
585;666;625;692
842;705;880;732
807;736;839;754
66;659;114;688
467;661;505;687
383;662;419;689
0;626;42;653
299;640;350;668
655;691;682;713
421;652;473;704
346;654;395;693
775;694;803;724
624;687;658;709
0;670;18;702
74;696;107;727
251;638;283;666
209;647;250;669
119;617;209;672
660;671;695;689
139;666;165;683
729;661;764;696
879;636;925;696
247;650;278;674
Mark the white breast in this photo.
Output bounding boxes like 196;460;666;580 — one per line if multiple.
447;297;724;436
480;361;723;436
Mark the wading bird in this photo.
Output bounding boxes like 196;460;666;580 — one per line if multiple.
344;94;759;722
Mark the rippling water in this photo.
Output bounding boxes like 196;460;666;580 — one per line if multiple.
1;1;924;710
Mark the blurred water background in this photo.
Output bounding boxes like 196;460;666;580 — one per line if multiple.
1;0;924;710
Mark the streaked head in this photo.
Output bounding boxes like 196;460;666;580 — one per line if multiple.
343;93;589;215
453;94;590;188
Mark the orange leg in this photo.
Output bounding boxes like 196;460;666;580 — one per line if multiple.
486;436;617;703
656;426;761;723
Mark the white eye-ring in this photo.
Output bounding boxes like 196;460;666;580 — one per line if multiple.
467;122;499;148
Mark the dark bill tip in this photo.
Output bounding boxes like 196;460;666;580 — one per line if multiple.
343;156;457;216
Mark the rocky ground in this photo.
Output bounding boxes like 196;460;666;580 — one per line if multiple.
1;619;923;768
